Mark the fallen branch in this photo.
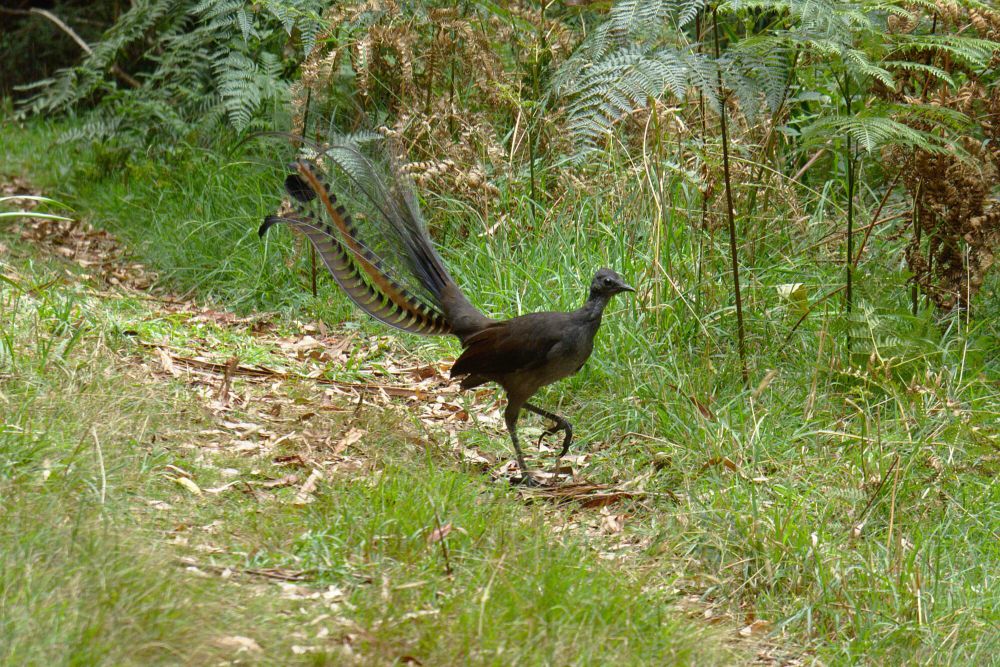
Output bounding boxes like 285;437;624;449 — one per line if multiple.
175;557;312;582
2;7;140;89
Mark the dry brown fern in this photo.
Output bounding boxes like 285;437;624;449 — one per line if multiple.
879;3;1000;310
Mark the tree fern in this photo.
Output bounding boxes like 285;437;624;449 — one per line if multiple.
19;0;324;146
802;113;949;153
553;0;721;157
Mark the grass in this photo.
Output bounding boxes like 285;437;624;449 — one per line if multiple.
3;117;999;664
0;150;732;664
0;263;239;664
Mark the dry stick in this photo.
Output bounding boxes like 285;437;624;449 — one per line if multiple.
854;453;899;529
852;171;903;267
743;46;800;265
424;27;440;116
886;454;902;553
912;15;938;313
430;503;453;576
292;88;319;299
792;148;827;183
9;8;141;89
784;285;846;342
911;183;923;315
745;46;801;221
799;211;906;256
713;8;748;386
296;88;319;299
642;97;666;308
91;426;107;505
695;11;708;318
844;73;855;320
803;324;826;421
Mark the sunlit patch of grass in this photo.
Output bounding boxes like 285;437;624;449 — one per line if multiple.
0;269;238;664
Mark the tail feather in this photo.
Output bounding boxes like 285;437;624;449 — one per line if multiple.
260;211;450;335
262;149;490;341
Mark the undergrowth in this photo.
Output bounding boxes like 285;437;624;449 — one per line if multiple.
3;118;999;664
0;130;732;664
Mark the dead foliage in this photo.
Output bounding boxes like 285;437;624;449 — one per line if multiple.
8;201;155;291
881;3;1000;310
293;1;518;216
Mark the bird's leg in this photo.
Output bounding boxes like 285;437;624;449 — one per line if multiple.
504;402;540;486
523;402;573;458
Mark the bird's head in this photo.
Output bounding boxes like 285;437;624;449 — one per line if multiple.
589;268;634;298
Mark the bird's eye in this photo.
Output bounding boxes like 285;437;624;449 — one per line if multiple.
603;277;613;286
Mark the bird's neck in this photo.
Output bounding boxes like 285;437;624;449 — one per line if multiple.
579;291;612;322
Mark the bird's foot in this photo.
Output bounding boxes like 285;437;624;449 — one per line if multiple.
510;471;545;487
535;423;563;450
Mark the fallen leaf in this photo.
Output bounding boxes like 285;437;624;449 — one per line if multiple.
212;635;262;653
739;620;773;637
293;469;324;505
156;347;178;377
333;427;366;455
600;512;626;535
147;499;173;511
274;454;309;468
776;282;809;314
427;523;453;544
172;476;202;496
701;456;740;473
258;474;299;489
204;481;241;495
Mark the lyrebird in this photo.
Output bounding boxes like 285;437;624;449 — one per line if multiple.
260;148;632;484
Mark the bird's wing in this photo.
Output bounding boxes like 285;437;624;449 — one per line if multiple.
450;314;567;378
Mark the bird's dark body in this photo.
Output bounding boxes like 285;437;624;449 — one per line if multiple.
260;152;632;483
454;308;602;394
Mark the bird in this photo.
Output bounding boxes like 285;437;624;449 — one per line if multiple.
259;148;633;484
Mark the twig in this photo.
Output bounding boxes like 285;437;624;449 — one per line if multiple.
175;558;312;582
138;340;448;399
784;286;846;342
12;8;140;89
803;325;826;421
430;503;453;577
792;149;826;182
242;480;260;502
713;7;748;387
855;454;898;528
852;171;902;267
886;454;901;551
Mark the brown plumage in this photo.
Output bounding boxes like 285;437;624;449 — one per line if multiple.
260;151;632;484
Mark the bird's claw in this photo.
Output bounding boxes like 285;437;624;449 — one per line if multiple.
535;423;563;449
510;472;544;487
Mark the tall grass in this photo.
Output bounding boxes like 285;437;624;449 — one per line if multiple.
0;270;238;664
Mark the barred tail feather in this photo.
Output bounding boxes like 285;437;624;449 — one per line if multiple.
259;213;451;336
261;152;489;339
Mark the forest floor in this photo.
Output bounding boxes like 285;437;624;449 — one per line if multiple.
1;176;803;664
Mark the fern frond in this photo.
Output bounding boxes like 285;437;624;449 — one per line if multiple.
801;113;950;153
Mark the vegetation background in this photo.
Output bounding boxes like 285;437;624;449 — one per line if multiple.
1;0;998;664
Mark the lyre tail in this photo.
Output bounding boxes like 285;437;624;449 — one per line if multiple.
259;212;450;336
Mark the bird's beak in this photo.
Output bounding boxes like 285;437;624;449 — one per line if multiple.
620;282;635;293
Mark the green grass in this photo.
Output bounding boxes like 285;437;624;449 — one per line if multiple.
0;265;238;664
3;117;999;664
0;172;731;664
